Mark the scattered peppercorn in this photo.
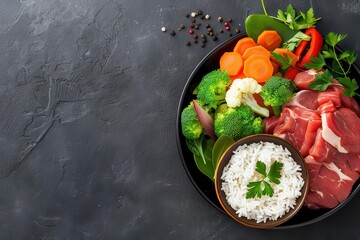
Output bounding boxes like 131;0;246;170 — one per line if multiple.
197;10;203;15
200;15;205;19
209;32;214;36
191;12;196;17
219;29;224;33
218;17;223;22
224;22;229;27
235;28;240;33
212;35;218;41
229;33;233;37
207;27;212;32
185;41;191;46
170;30;176;36
193;34;198;39
194;24;199;29
200;43;205;48
188;29;194;34
191;19;196;23
205;23;210;28
161;27;166;32
185;13;190;18
202;38;207;43
227;18;232;23
200;34;206;39
225;26;230;31
193;39;198;43
205;14;210;20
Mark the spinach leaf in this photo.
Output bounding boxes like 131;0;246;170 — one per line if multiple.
212;135;235;170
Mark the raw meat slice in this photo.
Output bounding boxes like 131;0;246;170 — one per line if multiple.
293;69;318;90
341;95;360;117
308;128;336;163
317;87;342;107
274;106;321;156
304;155;357;209
285;90;319;110
322;108;360;153
263;116;279;134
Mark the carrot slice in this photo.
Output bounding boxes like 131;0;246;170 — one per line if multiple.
243;55;274;83
272;48;299;66
219;51;244;76
242;45;271;61
257;30;282;51
233;37;257;56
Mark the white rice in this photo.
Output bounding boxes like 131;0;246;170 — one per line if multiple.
221;141;304;223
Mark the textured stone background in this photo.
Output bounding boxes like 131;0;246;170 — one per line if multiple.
0;0;359;239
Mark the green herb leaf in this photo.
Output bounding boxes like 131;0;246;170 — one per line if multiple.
275;4;320;31
271;52;293;70
246;160;283;199
246;181;263;199
304;55;326;70
255;160;267;177
308;69;333;91
338;77;359;97
325;32;347;47
262;181;274;197
267;161;283;184
212;135;234;170
283;31;311;51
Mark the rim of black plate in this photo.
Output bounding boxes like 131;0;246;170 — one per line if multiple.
176;33;360;229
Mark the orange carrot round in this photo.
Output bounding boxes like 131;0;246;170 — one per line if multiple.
219;51;244;76
243;54;274;83
242;45;271;61
257;30;282;51
233;37;257;56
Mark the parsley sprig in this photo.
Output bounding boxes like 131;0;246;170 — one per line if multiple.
275;4;321;31
246;161;283;199
305;32;359;97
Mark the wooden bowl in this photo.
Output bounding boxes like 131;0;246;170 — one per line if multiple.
214;134;310;228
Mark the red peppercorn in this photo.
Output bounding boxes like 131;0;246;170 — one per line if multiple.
193;34;198;39
224;22;229;27
189;29;194;34
225;26;230;31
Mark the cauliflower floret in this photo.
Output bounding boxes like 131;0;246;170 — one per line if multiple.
225;78;269;117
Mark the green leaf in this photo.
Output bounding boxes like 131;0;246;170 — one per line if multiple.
325;32;347;47
344;51;357;65
185;136;205;164
271;52;293;70
283;31;311;51
338;77;359;97
255;161;267;177
212;135;235;170
246;181;263;199
308;69;333;91
304;55;326;70
267;161;283;184
190;137;216;180
262;181;274;197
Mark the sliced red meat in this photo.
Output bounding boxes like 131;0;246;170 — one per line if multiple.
293;69;318;90
317;87;342;107
342;95;360;117
273;106;321;156
263;116;279;134
308;128;336;163
318;101;337;114
304;155;357;209
334;152;360;174
322;108;360;153
285;90;320;110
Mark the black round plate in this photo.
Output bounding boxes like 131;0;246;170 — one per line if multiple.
176;33;360;229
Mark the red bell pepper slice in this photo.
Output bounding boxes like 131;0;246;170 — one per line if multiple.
294;27;323;68
284;66;301;80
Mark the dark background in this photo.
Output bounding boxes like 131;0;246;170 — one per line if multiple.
0;0;359;239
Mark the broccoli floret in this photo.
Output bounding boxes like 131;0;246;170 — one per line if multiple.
196;69;231;109
181;102;203;140
260;76;297;116
214;104;264;140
